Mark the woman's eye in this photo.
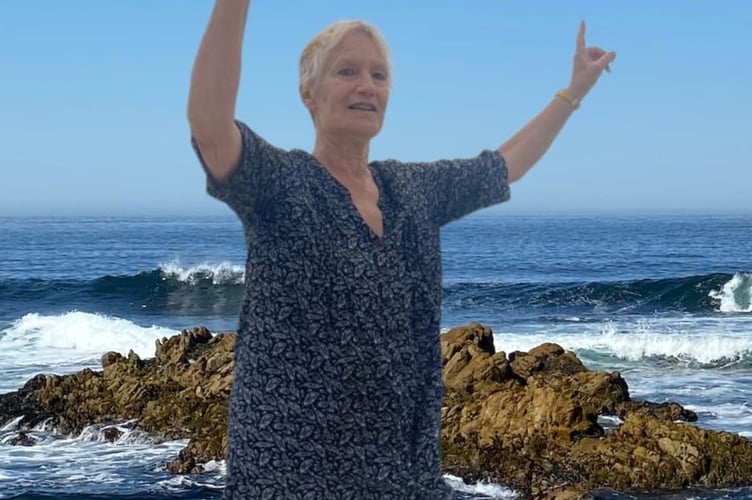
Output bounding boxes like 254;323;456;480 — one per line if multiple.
372;71;387;82
338;68;355;77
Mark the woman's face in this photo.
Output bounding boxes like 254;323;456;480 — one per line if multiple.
304;31;390;141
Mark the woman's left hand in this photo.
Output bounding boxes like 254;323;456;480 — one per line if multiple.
568;21;616;100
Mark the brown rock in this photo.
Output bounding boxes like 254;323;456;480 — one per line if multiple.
102;426;123;443
101;351;123;368
9;431;36;446
439;323;752;498
440;323;513;402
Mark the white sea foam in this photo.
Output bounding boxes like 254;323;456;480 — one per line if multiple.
684;402;752;430
444;474;517;498
1;311;175;361
73;421;161;446
0;311;177;392
201;459;226;473
158;472;226;492
574;330;752;365
156;459;226;491
160;260;244;285
0;427;188;496
710;272;752;313
492;317;752;366
597;415;624;431
0;416;24;433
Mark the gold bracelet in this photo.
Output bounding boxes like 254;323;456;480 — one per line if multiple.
555;89;580;110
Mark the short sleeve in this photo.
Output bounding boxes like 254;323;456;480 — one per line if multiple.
191;120;287;224
400;149;511;227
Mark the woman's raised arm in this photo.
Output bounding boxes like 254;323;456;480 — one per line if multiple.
187;0;251;182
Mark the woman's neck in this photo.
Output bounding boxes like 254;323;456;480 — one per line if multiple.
312;134;370;179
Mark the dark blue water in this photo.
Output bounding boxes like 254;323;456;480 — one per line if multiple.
2;214;750;327
1;213;752;499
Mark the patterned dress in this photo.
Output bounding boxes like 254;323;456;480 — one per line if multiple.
194;121;510;499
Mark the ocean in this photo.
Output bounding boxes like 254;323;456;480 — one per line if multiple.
1;213;751;499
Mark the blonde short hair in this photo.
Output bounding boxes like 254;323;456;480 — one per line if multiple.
299;20;392;92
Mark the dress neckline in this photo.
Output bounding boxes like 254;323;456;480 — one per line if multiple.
294;149;387;241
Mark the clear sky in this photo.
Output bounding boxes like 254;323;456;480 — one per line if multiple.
2;1;750;216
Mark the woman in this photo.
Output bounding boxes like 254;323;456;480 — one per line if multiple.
188;2;615;499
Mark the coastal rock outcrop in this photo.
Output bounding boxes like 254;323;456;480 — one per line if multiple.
440;323;752;498
0;327;232;473
2;323;752;498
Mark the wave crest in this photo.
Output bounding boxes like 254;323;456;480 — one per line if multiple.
445;272;750;315
709;272;752;313
159;260;244;286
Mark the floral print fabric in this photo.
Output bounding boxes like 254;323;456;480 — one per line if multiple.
193;121;509;499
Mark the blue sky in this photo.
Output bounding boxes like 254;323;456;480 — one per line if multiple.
2;1;750;216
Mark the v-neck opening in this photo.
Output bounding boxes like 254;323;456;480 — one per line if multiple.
298;150;387;242
362;164;386;241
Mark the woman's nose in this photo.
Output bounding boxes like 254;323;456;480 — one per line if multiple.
354;74;377;94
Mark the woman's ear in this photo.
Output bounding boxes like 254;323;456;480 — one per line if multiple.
300;84;315;111
300;84;317;125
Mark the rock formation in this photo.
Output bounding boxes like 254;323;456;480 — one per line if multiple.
2;323;751;498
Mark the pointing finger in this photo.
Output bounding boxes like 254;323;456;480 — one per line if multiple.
577;20;586;50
